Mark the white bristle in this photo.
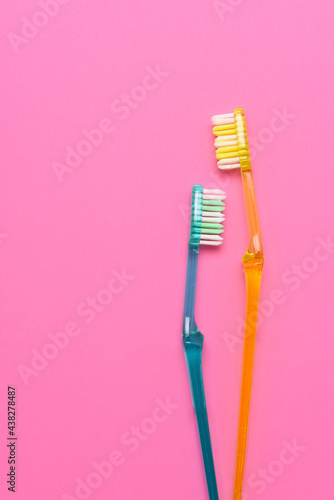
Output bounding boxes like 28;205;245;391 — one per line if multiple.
215;137;238;147
214;134;238;148
200;234;223;241
217;159;240;170
202;216;224;223
203;189;225;194
213;118;234;126
216;134;237;142
218;158;239;165
203;194;226;200
200;235;223;246
217;112;234;118
218;163;240;170
202;211;225;219
211;113;234;125
200;240;222;246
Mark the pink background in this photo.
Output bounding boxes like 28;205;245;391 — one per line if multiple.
1;1;334;499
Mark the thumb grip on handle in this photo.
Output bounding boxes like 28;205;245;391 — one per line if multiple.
233;258;263;500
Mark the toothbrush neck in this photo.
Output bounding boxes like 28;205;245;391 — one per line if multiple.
183;246;199;335
241;169;264;258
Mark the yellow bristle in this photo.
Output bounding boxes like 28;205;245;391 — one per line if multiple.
213;123;235;132
213;129;237;137
216;146;239;154
214;123;236;131
216;151;239;160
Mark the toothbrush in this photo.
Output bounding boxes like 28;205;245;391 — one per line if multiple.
212;108;264;500
182;184;225;500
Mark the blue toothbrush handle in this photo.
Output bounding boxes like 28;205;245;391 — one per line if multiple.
183;332;219;500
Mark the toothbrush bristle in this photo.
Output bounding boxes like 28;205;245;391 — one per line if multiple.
212;108;251;171
200;189;225;246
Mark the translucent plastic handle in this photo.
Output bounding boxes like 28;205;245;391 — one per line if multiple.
183;332;219;500
241;170;263;259
233;258;263;500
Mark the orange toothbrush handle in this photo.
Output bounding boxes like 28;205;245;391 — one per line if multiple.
233;257;264;500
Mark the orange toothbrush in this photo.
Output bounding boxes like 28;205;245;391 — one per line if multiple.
212;108;264;500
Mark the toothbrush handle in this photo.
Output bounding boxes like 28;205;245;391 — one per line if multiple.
183;333;219;500
233;257;263;500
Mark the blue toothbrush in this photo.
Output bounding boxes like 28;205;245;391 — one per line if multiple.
182;184;226;500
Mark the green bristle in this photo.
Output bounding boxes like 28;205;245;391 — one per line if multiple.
202;205;225;212
201;228;224;234
201;223;223;229
203;200;225;206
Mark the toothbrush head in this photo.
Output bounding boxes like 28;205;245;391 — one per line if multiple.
189;184;225;249
212;108;251;172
